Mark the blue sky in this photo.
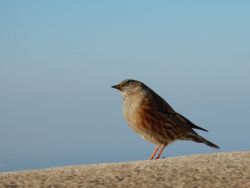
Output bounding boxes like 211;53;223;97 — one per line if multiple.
0;1;250;172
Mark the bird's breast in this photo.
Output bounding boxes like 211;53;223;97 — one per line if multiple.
122;95;142;124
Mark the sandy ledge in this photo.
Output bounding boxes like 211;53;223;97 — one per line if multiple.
0;151;249;188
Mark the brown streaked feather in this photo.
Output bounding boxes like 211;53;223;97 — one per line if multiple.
143;87;208;133
139;104;186;143
144;86;175;114
139;107;164;133
155;111;191;138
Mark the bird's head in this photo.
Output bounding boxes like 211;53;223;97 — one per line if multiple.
111;79;145;98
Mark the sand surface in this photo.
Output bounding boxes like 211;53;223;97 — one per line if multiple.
0;152;249;188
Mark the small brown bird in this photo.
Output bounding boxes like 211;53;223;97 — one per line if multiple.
112;79;219;160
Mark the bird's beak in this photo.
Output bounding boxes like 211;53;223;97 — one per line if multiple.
111;84;122;91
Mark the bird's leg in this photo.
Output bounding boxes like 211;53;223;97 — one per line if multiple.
155;144;167;159
149;146;159;160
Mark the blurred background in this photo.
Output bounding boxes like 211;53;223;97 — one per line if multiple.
0;1;249;172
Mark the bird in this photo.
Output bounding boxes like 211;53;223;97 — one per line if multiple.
111;79;219;160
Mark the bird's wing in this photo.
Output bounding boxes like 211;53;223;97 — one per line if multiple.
175;113;208;132
149;89;176;114
149;89;208;132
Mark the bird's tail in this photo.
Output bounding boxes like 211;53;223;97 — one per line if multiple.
185;133;220;149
